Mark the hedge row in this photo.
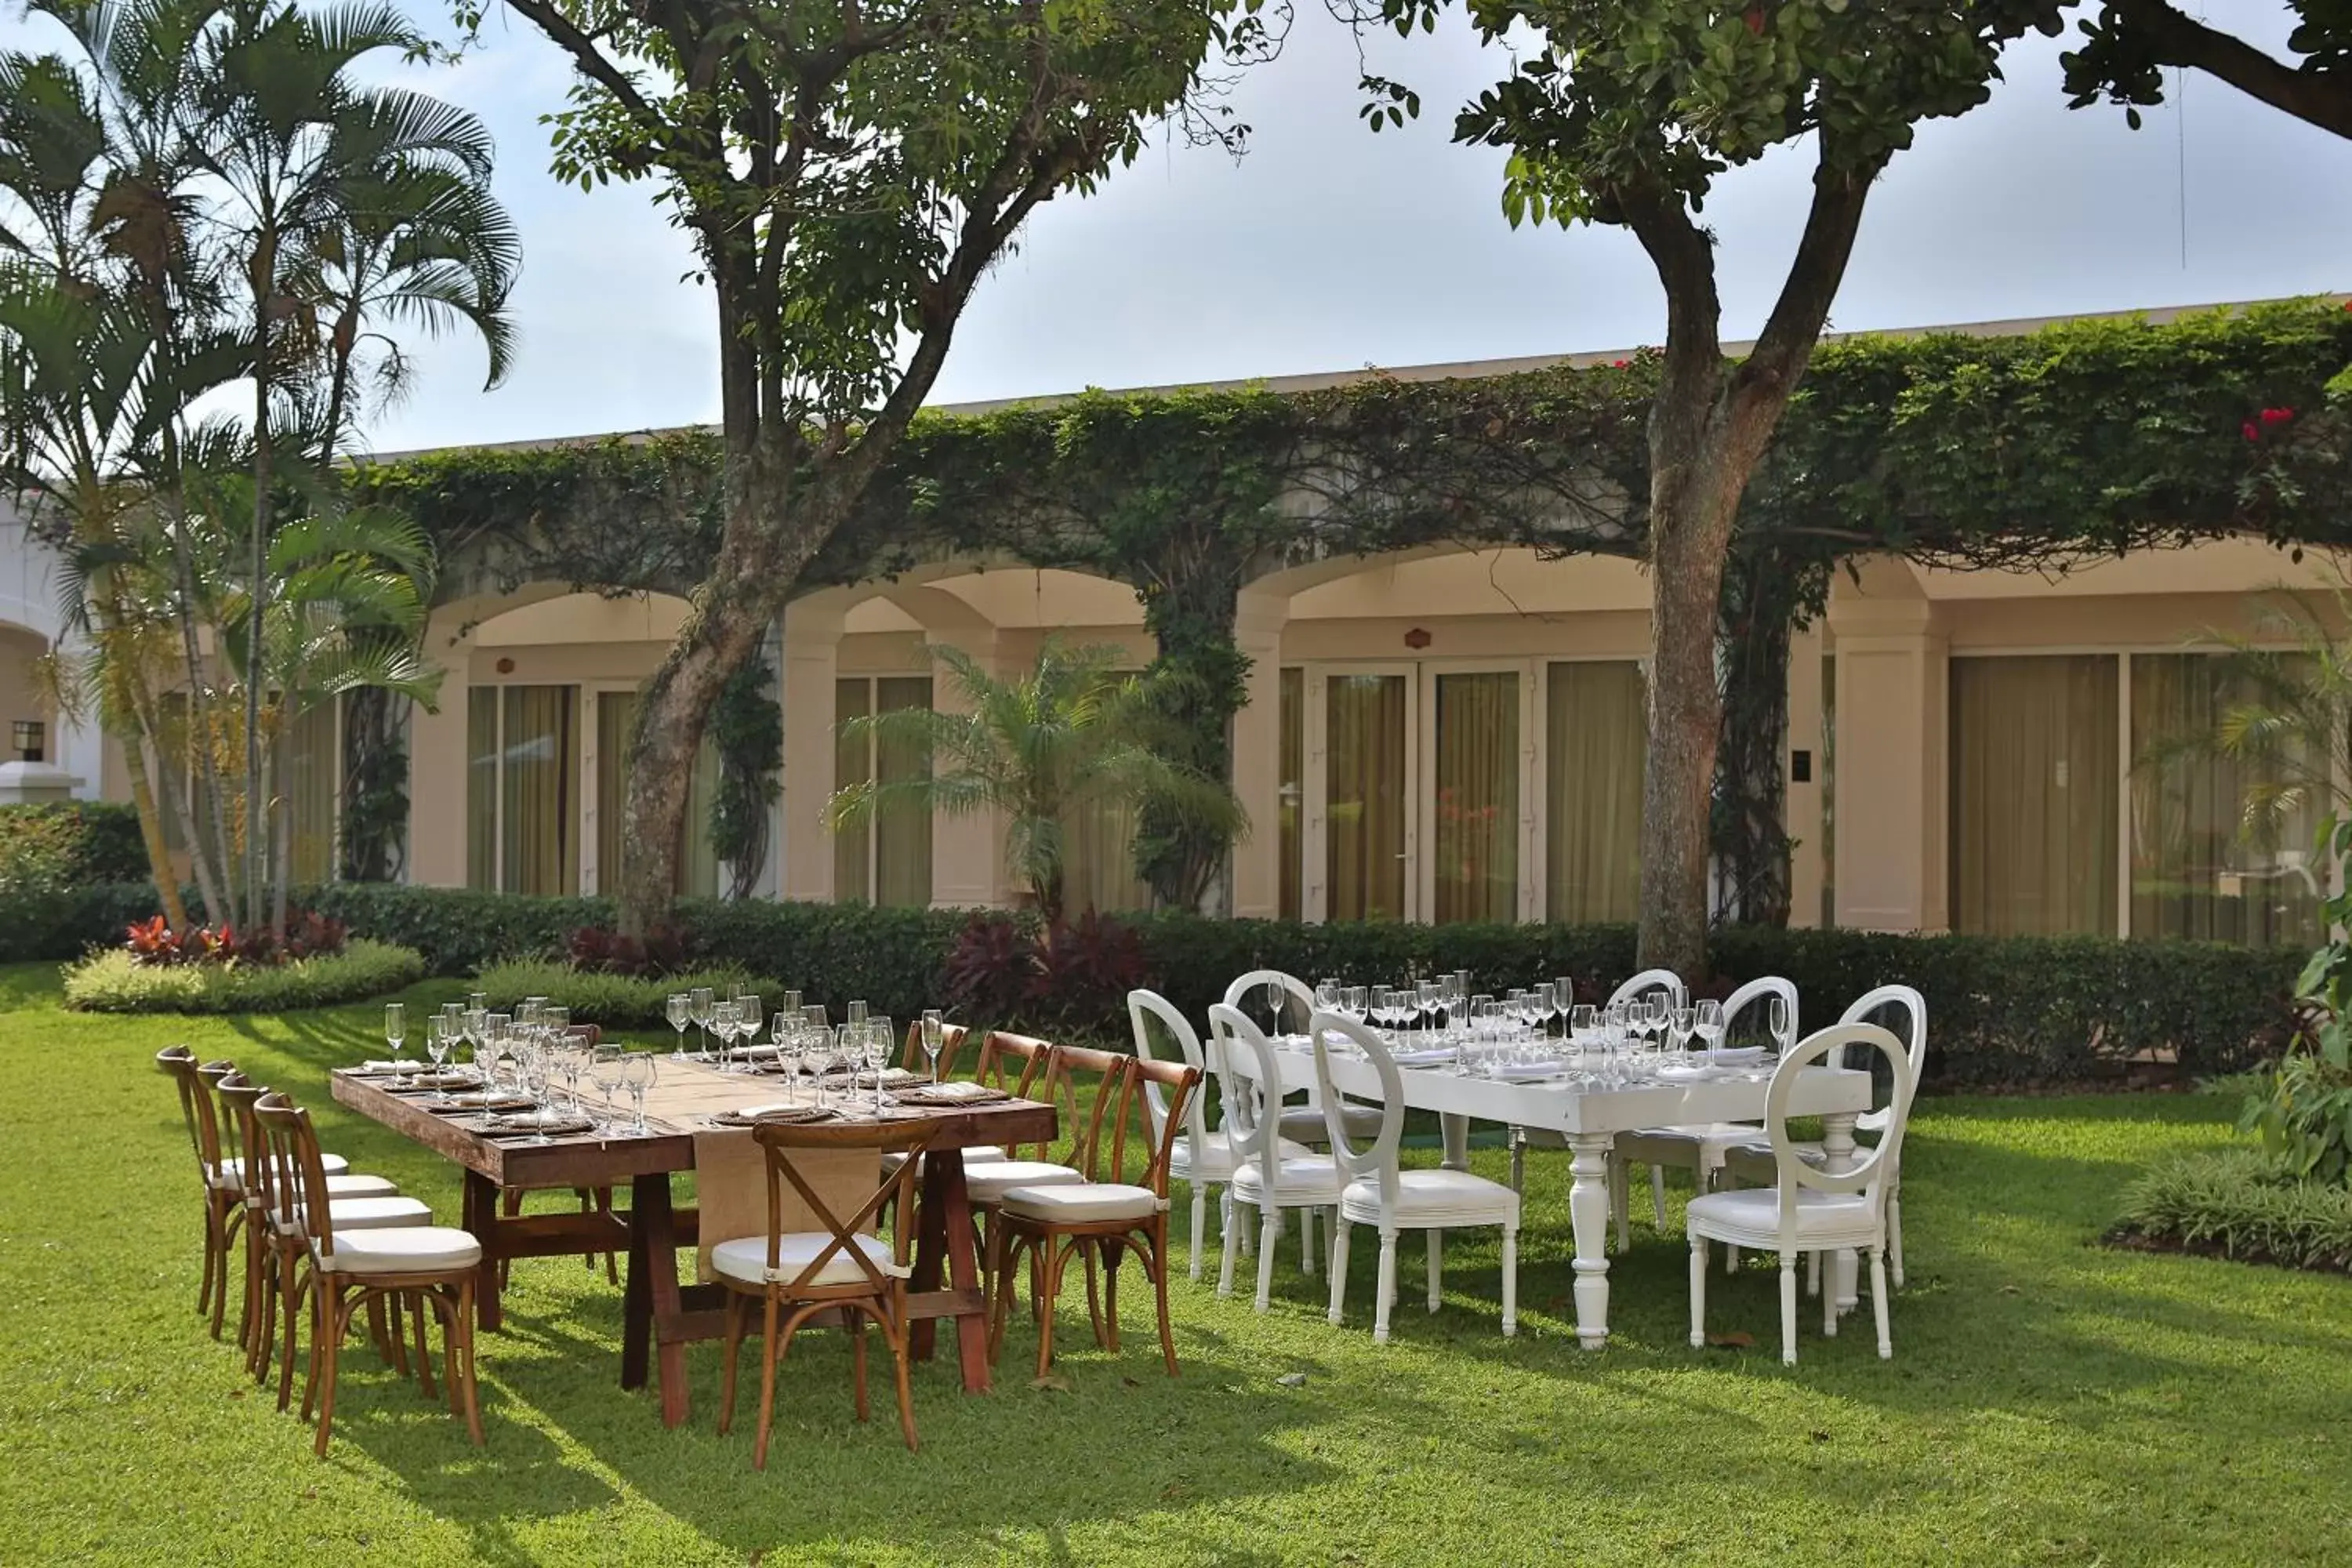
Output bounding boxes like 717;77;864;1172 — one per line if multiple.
10;882;2302;1087
0;802;150;889
59;939;426;1014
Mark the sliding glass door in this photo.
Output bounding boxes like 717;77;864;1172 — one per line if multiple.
1948;655;2117;935
1323;671;1411;921
467;684;580;896
1429;670;1521;924
1546;660;1644;923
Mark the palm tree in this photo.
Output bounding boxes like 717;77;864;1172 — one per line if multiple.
825;637;1245;924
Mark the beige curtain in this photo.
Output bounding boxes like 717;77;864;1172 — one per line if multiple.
1279;666;1302;920
1433;671;1519;923
2130;653;2323;947
678;731;723;899
466;686;498;889
873;676;934;908
1327;673;1406;920
285;702;336;884
1064;791;1152;915
833;679;873;902
1949;655;2117;935
1547;661;1645;923
501;686;578;896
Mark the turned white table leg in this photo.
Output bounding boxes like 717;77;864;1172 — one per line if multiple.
1440;1112;1471;1173
1566;1131;1613;1349
1820;1111;1861;1315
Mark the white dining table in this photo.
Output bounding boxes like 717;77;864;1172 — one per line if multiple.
1238;1036;1874;1349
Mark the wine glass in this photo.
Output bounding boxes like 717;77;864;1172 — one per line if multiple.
558;1029;587;1114
735;992;763;1065
1314;978;1340;1015
520;1049;554;1143
1668;1004;1697;1058
1767;993;1795;1056
621;1051;656;1133
715;1000;742;1066
1694;998;1727;1066
1261;976;1287;1036
383;1003;406;1073
921;1009;946;1082
847;999;869;1030
591;1043;626;1132
1343;985;1367;1029
666;993;691;1060
862;1018;891;1113
689;985;715;1058
1533;982;1559;1043
424;1014;453;1101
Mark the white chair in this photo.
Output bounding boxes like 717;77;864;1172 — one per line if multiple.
1207;1004;1345;1309
1312;1011;1520;1344
1224;970;1385;1152
1508;968;1690;1223
1685;1021;1914;1364
1722;983;1928;1287
1610;975;1798;1246
1129;989;1308;1280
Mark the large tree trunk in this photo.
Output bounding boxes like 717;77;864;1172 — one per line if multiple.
1711;546;1803;927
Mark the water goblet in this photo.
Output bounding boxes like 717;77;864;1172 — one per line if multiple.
621;1051;656;1132
1314;978;1341;1014
1693;998;1726;1066
424;1015;454;1101
666;993;691;1060
922;1009;946;1082
1533;982;1559;1042
735;992;763;1065
1668;1004;1697;1059
383;1002;406;1073
591;1043;626;1132
1343;985;1367;1029
689;985;715;1058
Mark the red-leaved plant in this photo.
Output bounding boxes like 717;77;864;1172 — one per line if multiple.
940;909;1145;1040
566;924;695;977
124;909;348;968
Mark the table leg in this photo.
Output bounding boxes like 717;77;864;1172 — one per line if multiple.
461;1170;503;1333
907;1153;951;1362
1820;1112;1860;1315
621;1174;655;1391
627;1172;691;1427
1566;1132;1613;1349
1440;1113;1471;1173
938;1152;993;1393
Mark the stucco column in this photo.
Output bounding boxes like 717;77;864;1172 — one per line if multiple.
407;610;477;887
926;623;1010;909
779;597;844;904
1230;584;1289;920
1785;622;1826;929
1828;562;1948;932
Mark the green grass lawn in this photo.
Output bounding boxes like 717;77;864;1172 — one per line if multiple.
5;964;2348;1566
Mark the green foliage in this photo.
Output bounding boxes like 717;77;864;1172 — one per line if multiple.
0;881;163;963
2113;1147;2352;1272
299;883;609;975
0;803;150;889
2292;818;2352;1071
469;958;779;1030
2237;1053;2352;1186
59;937;422;1013
2062;2;2352;136
706;656;781;900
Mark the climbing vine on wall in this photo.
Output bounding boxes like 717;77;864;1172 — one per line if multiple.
347;302;2352;920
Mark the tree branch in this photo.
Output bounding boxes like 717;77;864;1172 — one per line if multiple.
1731;149;1884;426
499;0;662;136
2111;0;2352;140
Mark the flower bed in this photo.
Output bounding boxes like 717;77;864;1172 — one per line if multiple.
2108;1148;2352;1274
61;939;425;1014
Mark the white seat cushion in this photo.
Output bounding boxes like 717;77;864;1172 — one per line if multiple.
209;1152;350;1189
997;1183;1166;1224
1279;1103;1385;1146
276;1195;433;1235
1231;1153;1347;1207
1339;1167;1520;1228
1172;1130;1312;1181
1685;1186;1878;1248
319;1173;401;1200
710;1230;906;1288
314;1225;481;1276
966;1160;1086;1204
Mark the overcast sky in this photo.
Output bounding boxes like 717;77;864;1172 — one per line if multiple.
12;3;2352;452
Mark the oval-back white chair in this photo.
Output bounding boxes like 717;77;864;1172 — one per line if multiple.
1226;969;1384;1152
1130;988;1239;1282
1607;969;1688;1008
1207;1004;1345;1308
1723;982;1928;1285
1609;975;1799;1248
1685;1021;1914;1364
1311;1011;1520;1344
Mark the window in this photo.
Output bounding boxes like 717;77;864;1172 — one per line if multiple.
2129;654;2324;947
595;691;721;898
833;675;934;908
1432;670;1519;923
468;684;579;895
1949;655;2118;936
1545;661;1644;924
1278;666;1302;920
1326;672;1409;921
158;693;337;883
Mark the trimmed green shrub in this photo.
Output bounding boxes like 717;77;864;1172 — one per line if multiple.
470;958;782;1031
106;883;2299;1087
60;938;426;1014
2111;1148;2352;1272
0;883;164;963
0;802;150;888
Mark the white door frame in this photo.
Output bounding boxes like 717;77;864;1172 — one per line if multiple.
1304;663;1420;923
1417;658;1539;924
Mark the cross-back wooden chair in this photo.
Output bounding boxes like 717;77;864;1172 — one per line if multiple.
498;1023;619;1286
896;1018;976;1080
987;1051;1200;1379
253;1092;485;1456
715;1118;938;1464
158;1047;242;1338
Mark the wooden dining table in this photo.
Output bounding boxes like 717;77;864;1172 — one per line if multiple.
331;1058;1055;1426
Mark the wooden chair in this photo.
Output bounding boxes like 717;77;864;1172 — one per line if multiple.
987;1051;1199;1380
212;1069;399;1377
895;1018;977;1080
715;1118;937;1464
158;1047;246;1339
498;1023;619;1286
253;1092;485;1455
